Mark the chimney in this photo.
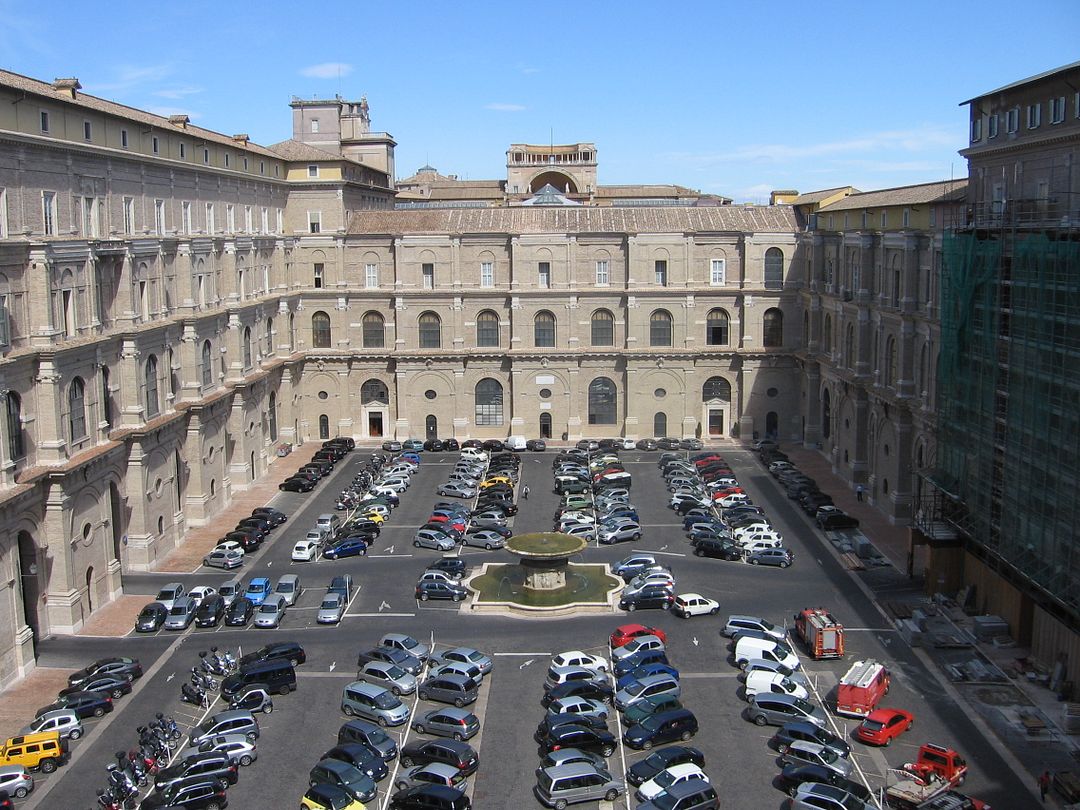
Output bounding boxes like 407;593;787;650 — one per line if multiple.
52;78;81;99
168;114;190;129
232;134;250;144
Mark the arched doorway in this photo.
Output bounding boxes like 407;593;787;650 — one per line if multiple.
85;566;94;614
17;532;40;653
766;411;779;439
425;415;438;440
318;415;330;440
361;379;389;438
653;412;667;437
702;377;732;437
539;412;552;439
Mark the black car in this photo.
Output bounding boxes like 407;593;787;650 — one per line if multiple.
141;775;229;809
535;713;608;742
390;784;471;810
428;558;468;580
423;439;446;452
777;764;873;801
626;745;706;787
537;724;616;757
59;674;131;700
691;537;742;561
321;744;389;782
623;708;698;750
415;581;468;602
399;739;479;776
220;529;261;552
135;602;168;633
480;439;504;451
460;440;483;449
224;597;254;627
251;507;287;526
657;438;682;450
280;476;315;492
540;679;614;708
235;517;272;538
442;439;460;452
614;650;670;678
620;586;675;612
526;439;546;451
37;690;113;719
195;594;227;628
636;439;659;451
818;512;860;531
155;752;238;792
240;642;306;668
68;657;143;688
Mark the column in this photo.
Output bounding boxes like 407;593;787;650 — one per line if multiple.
803;362;823;447
33;361;64;464
851;391;870;485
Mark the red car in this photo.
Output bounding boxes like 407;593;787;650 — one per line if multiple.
854;707;914;745
610;624;668;649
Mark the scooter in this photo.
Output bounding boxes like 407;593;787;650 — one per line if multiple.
181;681;207;707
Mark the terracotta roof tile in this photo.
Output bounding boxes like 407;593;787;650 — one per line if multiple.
818;180;968;212
266;139;342;162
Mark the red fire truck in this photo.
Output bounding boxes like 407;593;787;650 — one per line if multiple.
836;659;890;717
793;607;844;659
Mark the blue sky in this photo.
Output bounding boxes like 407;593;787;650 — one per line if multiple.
2;0;1077;201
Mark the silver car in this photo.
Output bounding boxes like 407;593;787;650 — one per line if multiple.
274;574;303;606
178;733;258;767
781;741;853;778
428;660;483;684
430;647;493;677
546;696;609;722
254;594;287;628
380;633;430;661
317;593;346;624
436;482;476;499
357;661;417;696
20;708;83;740
410;707;480;740
164;596;197;630
0;765;33;799
394;762;468;793
413;530;456;551
462;530;506;550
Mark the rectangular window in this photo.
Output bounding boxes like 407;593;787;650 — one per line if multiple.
83;121;92;141
243;157;249;171
202;147;210;164
226;204;235;233
1050;96;1066;124
1027;103;1041;129
970;117;982;142
480;261;493;288
224;153;230;168
0;189;7;238
181;201;192;234
311;119;320;133
313;263;324;288
654;260;667;286
595;260;609;285
123;197;135;235
307;165;319;178
259;161;265;175
422;263;434;289
179;142;186;159
880;210;888;228
42;191;57;236
39;110;49;133
903;208;911;228
365;263;378;288
308;211;321;234
244;205;253;232
710;259;726;286
276;209;283;233
261;207;269;233
121;129;129;148
1006;107;1019;133
988;114;999;139
152;135;159;154
538;262;551;289
154;199;165;234
205;203;215;234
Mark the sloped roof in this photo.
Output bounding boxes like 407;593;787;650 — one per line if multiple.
349;206;798;235
792;186;858;205
960;60;1080;105
266;139;342;162
817;180;968;212
597;184;702;198
0;68;281;159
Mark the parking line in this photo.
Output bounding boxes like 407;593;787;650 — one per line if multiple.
646;550;687;557
346;612;417;618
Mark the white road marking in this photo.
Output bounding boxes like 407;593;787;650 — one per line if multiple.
647;550;687;557
519;659;535;670
493;652;552;656
329;661;336;672
346;612;416;618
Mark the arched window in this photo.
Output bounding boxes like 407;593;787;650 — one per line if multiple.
706;309;729;346
361;379;389;405
69;377;87;441
845;324;855;369
653;412;667;436
311;311;331;348
763;308;784;347
318;414;329;440
101;365;112;428
475;378;503;426
202;340;213;387
145;355;159;417
885;336;897;387
419;312;441;348
764;247;784;289
288;312;296;352
591;309;614;347
6;392;23;460
539;412;552;439
243;326;252;367
362;311;385;348
588;377;617;425
268;392;278;442
823;314;832;353
264;317;273;356
703;376;732;402
534;311;556;347
650;310;673;347
476;310;500;347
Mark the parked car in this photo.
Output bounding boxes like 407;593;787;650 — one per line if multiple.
610;624;667;649
244;577;273;606
292;540;319;562
317;593;346;625
416;581;468;602
414;530;457;552
411;707;480;741
135;602;168;633
790;782;873;810
280;475;316;492
240;641;306;668
620;586;674;612
777;764;873;802
325;538;369;559
203;546;245;570
164;596;198;630
357;662;417;696
672;593;720;618
400;739;478;777
747;547;794;568
195;594;227;627
626;745;705;787
853;707;913;746
225;597;254;626
36;690;113;719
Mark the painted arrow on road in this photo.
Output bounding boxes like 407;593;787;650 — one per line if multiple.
519;659;535;670
386;545;395;555
692;637;699;647
379;601;391;612
329;662;336;672
166;673;175;682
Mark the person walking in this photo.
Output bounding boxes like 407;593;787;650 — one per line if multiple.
856;484;865;502
522;485;530;500
1039;769;1052;802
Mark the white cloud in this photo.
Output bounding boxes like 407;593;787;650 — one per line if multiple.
300;62;353;79
485;102;526;112
153;85;203;100
94;64;173;93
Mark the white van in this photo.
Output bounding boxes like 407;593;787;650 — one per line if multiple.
506;436;527;451
734;636;801;671
743;670;809;701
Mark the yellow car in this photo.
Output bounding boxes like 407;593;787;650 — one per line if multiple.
360;511;385;525
479;476;513;489
300;782;365;810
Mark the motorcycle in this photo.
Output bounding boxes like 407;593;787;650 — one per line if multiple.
181;681;207;707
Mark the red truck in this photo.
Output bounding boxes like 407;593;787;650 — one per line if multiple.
886;744;970;808
836;659;890;717
793;607;844;659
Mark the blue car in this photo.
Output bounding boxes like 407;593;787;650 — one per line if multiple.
614;649;671;678
400;451;422;464
682;514;722;530
324;537;369;560
245;577;272;606
616;663;680;691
